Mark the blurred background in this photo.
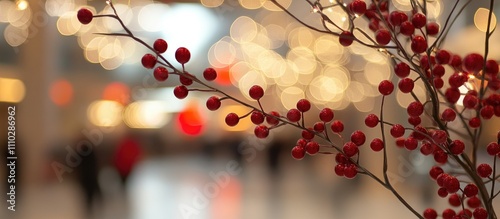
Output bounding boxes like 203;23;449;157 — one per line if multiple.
0;0;499;218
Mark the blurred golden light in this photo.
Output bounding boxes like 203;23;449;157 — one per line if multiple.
201;0;224;8
314;35;345;64
0;78;25;103
309;75;344;102
262;0;291;11
88;100;123;127
123;101;171;129
353;97;375;112
4;24;28;47
396;83;426;108
239;0;265;10
287;47;317;75
49;79;73;106
474;8;497;32
16;0;28;10
346;81;366;103
230;16;258;44
364;61;391;86
57;11;81;36
218;105;252;132
0;1;14;23
239;70;268;101
280;87;305;110
264;24;286;49
45;0;75;17
274;60;299;86
103;4;134;32
213;37;237;66
103;82;130;105
230;61;253;86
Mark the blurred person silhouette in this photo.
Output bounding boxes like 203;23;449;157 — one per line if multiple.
113;130;143;185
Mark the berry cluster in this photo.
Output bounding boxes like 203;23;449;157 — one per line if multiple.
77;0;500;218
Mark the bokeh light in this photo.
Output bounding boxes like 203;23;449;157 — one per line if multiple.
50;79;73;106
0;78;26;103
474;8;497;32
88;100;123;127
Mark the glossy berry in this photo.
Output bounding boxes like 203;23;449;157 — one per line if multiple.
429;166;443;180
225;113;240;126
319;107;334;122
408;116;421;126
423;208;437;219
378;80;394;95
375;29;391;45
141;54;157;69
448;194;461;207
448;73;467;88
404;137;418;150
426;22;439;35
390;124;405;138
175;47;191;64
445;88;460;104
313;122;325;132
463;53;484;72
365;114;379;127
463;94;478;109
412;125;428;140
251;111;264;124
349;0;366;15
179;72;193;86
343;164;358;179
433;77;444;89
395;137;405;148
420;142;434;155
467;196;481;208
254;125;269;138
291;146;306;160
334;164;345;176
442;209;456;219
449;54;462;68
411;13;427;28
296;99;311;112
399;21;415;36
473;208;488;219
449;139;465;155
434;150;448;164
437;187;448;198
469;117;481;128
153;39;168;53
351;130;366;146
306;141;320;155
458;209;473;218
407;101;424;117
249;85;264;100
153;66;169;81
432;64;445;77
389;11;408;26
441;108;456;121
435;50;451;64
266;111;280;126
297;139;307;147
431;130;447;144
487;142;500;155
302;128;315;140
331;120;344;133
339;31;354;47
477;163;492;178
286;109;301;122
173;85;188;99
481;105;494;119
411;35;427;53
203;68;217;81
370;138;384;151
444;176;460;193
206;96;221;111
395;62;411;78
77;8;93;25
485;59;499;76
463;184;478;197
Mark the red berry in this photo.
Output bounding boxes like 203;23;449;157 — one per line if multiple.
375;29;391;45
420;142;434;155
77;8;93;25
487;142;500;155
463;53;484;72
442;209;456;219
448;193;461;207
480;105;494;119
426;22;439;35
473;208;488;219
420;55;435;70
343;142;358;157
349;0;366;15
297;139;307;147
429;166;443;180
319;107;334;122
203;68;217;81
331;120;344;133
434;149;448;164
395;62;411;78
463;184;478;197
249;85;264;100
445;87;460;104
423;208;438;219
266;111;281;126
370;138;384;151
351;130;366;146
404;137;418;150
251;111;265;124
441;108;457;122
175;47;191;64
407;101;424;117
449;139;465;155
477;163;492;178
463;94;478;109
411;35;427;53
467;196;481;208
395;137;405;148
389;11;408;26
286;109;301;122
291;146;306;160
458;209;473;218
180;72;194;86
343;164;358;179
313;122;325;132
365;114;379;127
390;124;405;138
141;53;157;69
335;153;349;164
433;77;444;89
173;85;188;99
435;50;451;64
301;128;315;140
339;31;354;47
296;99;311;112
378;80;394;95
444;176;460;193
368;18;380;31
225;113;240;126
437;187;449;198
408;116;421;126
432;64;445;77
254;125;269;138
334;164;345;176
432;130;448;144
206;96;221;111
306;141;320;155
153;66;169;81
400;21;415;36
411;13;427;28
485;59;499;76
449;54;462;68
411;125;428;140
448;73;467;88
153;39;168;53
469;117;481;128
